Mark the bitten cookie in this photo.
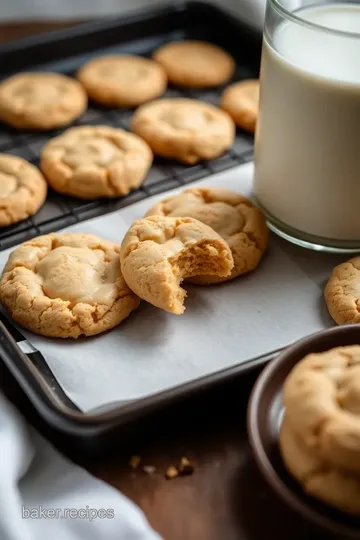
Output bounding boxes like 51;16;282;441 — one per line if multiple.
280;417;360;515
220;80;260;133
153;40;235;88
0;233;140;338
146;187;268;284
131;98;235;164
40;125;153;199
325;258;360;325
0;73;87;130
0;154;47;226
120;215;234;314
77;55;167;107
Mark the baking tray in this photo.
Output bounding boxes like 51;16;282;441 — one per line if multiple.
0;0;265;446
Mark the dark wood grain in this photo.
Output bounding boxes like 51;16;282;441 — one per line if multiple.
0;23;345;540
0;22;86;44
85;384;334;540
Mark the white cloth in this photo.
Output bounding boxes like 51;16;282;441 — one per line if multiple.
0;2;265;540
0;393;161;540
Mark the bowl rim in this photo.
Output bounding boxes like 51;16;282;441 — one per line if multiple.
247;325;360;538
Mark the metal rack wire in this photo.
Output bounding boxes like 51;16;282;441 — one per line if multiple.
0;70;254;250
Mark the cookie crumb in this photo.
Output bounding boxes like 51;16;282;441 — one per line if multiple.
178;456;194;476
143;465;156;475
165;466;179;480
129;455;141;469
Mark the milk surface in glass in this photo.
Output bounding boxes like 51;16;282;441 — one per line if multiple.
254;4;360;244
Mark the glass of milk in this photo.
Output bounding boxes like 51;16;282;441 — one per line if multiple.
254;0;360;252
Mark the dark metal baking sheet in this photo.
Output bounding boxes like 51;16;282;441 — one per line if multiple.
0;0;265;444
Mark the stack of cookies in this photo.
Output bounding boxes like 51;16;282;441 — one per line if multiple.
0;40;260;229
0;186;268;339
280;345;360;515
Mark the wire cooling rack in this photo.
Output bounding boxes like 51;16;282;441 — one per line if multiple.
0;46;255;251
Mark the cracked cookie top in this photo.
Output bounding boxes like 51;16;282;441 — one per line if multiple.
0;72;87;130
325;258;360;325
283;345;360;475
280;415;360;515
120;215;234;314
146;187;268;283
0;154;47;227
0;233;140;338
40;125;153;199
77;55;167;107
131;98;235;164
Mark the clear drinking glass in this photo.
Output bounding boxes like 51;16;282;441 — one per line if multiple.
254;0;360;252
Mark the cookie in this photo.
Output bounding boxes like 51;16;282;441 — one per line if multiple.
153;40;235;88
0;154;47;226
131;98;235;164
40;125;153;199
120;215;234;314
220;80;260;133
0;73;87;130
325;258;360;325
77;55;167;107
146;187;268;284
283;346;360;474
280;417;360;515
0;233;140;338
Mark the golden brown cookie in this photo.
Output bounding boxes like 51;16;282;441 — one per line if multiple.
131;98;235;164
146;187;268;284
0;73;87;130
0;233;140;338
120;215;234;314
283;346;360;474
77;55;167;107
220;79;260;133
0;154;47;226
153;40;235;88
324;258;360;325
40;125;153;199
280;417;360;515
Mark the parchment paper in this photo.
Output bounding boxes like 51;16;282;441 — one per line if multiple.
0;163;343;412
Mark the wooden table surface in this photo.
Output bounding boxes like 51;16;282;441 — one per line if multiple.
0;21;345;540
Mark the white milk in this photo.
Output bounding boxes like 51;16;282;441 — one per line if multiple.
254;4;360;241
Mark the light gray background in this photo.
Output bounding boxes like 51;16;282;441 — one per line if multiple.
0;0;266;29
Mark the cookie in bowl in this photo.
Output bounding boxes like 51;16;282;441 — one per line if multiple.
248;325;360;536
281;344;360;515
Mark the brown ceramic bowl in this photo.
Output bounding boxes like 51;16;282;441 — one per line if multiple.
247;325;360;539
